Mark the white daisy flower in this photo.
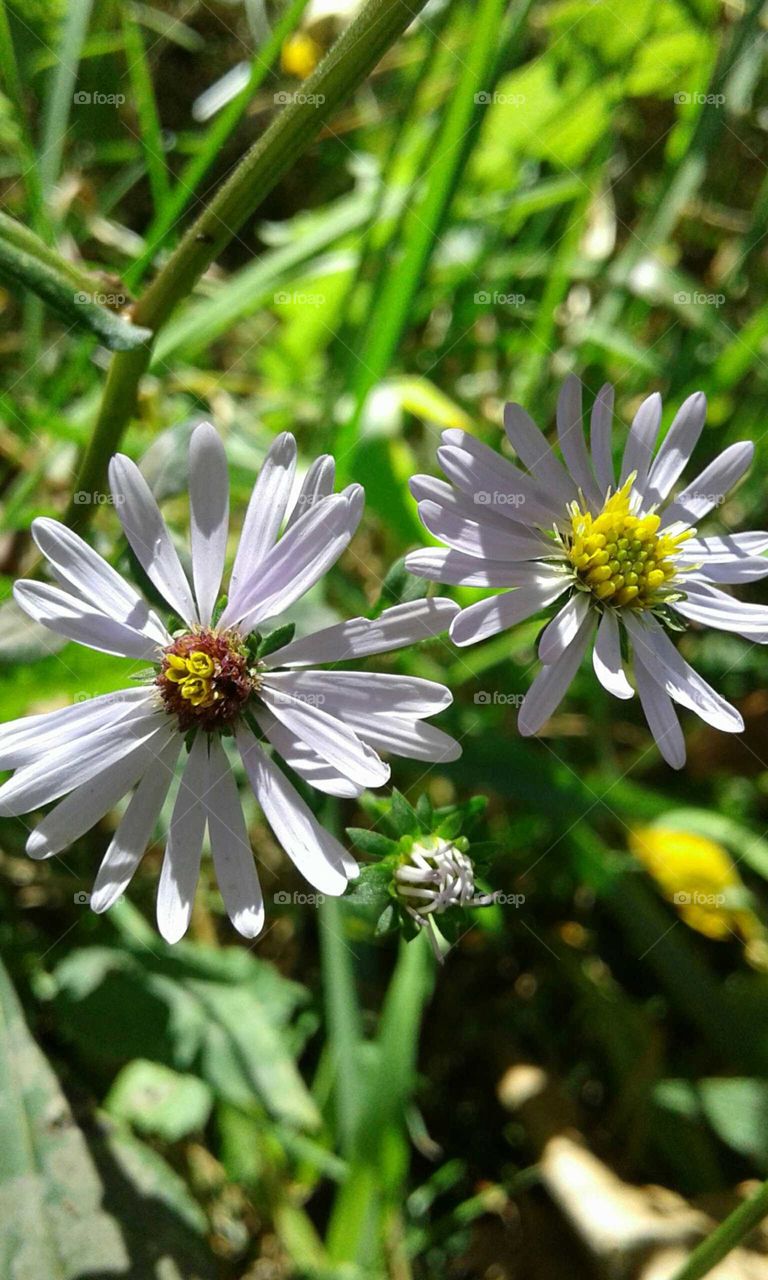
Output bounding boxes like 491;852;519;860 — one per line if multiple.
3;425;460;942
406;377;768;769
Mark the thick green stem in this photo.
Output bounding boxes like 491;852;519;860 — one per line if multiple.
67;0;429;529
669;1180;768;1280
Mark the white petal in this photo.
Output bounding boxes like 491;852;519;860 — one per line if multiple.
14;581;164;661
620;393;661;488
405;548;558;588
109;454;198;624
449;578;571;646
503;402;575;505
644;392;706;503
286;454;335;529
538;592;590;665
257;710;364;798
590;383;614;495
156;736;208;943
26;724;175;859
684;532;768;562
673;581;768;641
634;652;685;769
593;610;633;699
416;500;552;561
351;713;461;762
518;612;596;735
556;376;602;509
220;491;359;630
438;431;562;526
230;433;297;599
684;558;768;584
661;441;754;529
624;612;743;732
206;738;264;939
409;474;515;530
236;726;353;891
91;736;182;912
264;598;459;667
260;684;389;788
0;687;155;769
189;423;229;625
264;670;452;718
0;711;168;816
31;519;169;644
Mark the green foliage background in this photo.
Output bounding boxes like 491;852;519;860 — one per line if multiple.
2;0;768;1275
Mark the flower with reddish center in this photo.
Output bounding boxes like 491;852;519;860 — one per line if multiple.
3;425;461;942
157;630;256;732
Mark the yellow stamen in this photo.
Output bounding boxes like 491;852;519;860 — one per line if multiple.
566;476;691;610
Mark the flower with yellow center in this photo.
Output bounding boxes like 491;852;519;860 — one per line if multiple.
566;476;692;609
407;376;768;768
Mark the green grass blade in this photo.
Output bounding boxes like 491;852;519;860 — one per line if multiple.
121;12;171;217
39;0;95;197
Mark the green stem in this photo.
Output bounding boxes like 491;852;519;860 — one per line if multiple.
668;1179;768;1280
67;0;429;530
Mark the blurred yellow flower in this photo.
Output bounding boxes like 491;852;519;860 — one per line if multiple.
629;825;759;944
281;32;324;79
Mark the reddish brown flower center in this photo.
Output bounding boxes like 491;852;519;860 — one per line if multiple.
156;630;257;732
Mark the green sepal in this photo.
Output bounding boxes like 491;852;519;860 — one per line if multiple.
256;622;296;659
373;555;430;613
346;828;400;859
211;595;228;626
385;790;424;838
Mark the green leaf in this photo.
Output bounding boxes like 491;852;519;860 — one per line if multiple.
257;622;296;659
51;943;320;1131
0;957;214;1278
386;790;424;839
0;220;151;351
346;827;399;858
105;1060;213;1143
342;863;395;915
